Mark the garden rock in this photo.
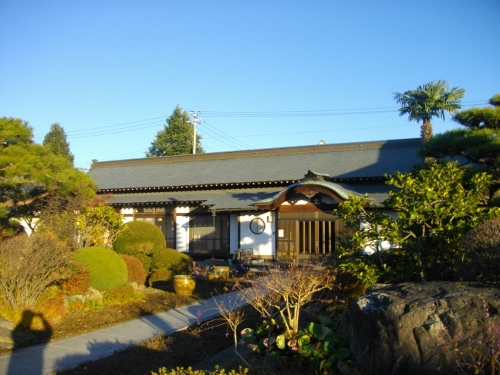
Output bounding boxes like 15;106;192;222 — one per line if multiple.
340;282;500;375
0;317;14;350
0;317;45;351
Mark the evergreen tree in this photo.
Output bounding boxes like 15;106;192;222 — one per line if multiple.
421;93;500;203
146;105;204;157
0;117;96;237
43;123;74;164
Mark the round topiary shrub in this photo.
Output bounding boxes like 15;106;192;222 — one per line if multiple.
457;218;500;284
73;247;128;291
152;248;193;274
113;221;166;272
120;254;147;285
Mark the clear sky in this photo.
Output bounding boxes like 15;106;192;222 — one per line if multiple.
1;1;499;171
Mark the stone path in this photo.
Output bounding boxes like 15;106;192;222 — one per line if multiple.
0;290;247;375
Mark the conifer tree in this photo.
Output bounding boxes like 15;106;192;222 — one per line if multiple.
43;123;74;164
0;117;95;236
421;93;500;203
146;105;204;157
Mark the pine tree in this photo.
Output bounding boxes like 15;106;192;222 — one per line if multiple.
146;105;204;157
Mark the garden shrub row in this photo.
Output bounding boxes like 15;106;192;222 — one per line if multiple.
64;222;193;293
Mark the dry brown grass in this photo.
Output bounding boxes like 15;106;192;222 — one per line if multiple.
0;278;238;354
50;277;264;375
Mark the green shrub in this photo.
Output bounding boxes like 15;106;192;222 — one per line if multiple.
148;267;174;286
457;218;500;284
152;248;193;274
59;261;91;296
151;365;249;375
113;221;166;271
134;253;152;273
73;247;128;291
120;254;147;285
104;283;142;305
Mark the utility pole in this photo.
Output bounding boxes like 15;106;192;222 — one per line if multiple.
189;108;202;154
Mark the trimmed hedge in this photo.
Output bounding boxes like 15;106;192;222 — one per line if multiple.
151;248;193;274
113;221;166;271
147;250;193;286
73;247;128;291
120;254;147;285
148;267;174;286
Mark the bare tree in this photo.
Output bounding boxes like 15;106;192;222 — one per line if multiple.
211;292;251;368
239;264;337;335
0;234;70;311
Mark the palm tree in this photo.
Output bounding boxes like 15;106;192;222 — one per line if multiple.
393;80;465;143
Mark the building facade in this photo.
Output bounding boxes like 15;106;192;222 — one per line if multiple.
89;138;422;262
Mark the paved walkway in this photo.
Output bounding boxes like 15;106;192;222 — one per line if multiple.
0;290;247;375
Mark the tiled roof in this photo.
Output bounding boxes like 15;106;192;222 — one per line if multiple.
100;184;391;210
104;188;282;211
89;138;422;191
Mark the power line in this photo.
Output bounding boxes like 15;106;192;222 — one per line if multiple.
34;99;490;141
198;101;488;118
198;120;255;150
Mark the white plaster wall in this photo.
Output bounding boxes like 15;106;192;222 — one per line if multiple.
176;206;190;253
119;208;134;223
362;209;400;255
239;212;275;257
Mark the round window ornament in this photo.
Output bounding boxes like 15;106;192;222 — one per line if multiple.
250;217;266;234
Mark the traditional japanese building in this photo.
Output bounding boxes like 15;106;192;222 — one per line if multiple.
89;138;422;262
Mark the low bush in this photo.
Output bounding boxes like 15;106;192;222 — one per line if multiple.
152;248;193;274
59;261;91;296
113;221;166;271
242;315;350;374
148;267;174;286
1;286;67;329
134;253;153;273
0;233;70;311
151;366;249;375
33;286;67;328
120;254;147;285
104;283;142;305
457;218;500;284
73;247;128;291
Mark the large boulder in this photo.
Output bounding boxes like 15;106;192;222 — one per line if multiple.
340;282;500;375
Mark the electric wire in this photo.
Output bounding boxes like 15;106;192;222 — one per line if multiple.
34;99;489;140
198;120;255;150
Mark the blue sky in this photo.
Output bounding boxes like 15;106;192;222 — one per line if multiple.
1;1;499;171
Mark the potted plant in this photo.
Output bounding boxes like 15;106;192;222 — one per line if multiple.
172;275;196;295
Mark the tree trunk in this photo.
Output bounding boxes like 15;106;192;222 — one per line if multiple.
421;120;434;163
420;120;433;142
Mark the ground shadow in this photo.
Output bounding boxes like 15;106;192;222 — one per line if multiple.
7;310;52;375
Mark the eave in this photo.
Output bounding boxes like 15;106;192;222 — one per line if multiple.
96;176;386;195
